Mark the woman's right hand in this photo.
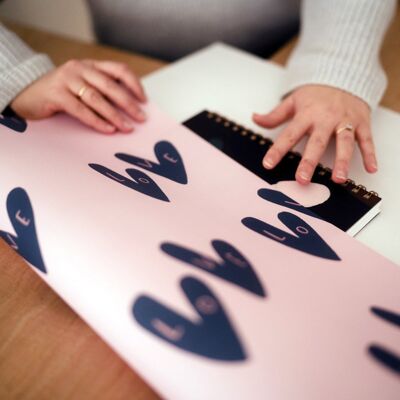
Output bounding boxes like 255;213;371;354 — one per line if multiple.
11;59;147;134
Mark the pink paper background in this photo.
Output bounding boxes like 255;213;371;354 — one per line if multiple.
0;103;399;399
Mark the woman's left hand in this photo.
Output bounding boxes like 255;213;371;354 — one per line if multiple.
253;84;377;184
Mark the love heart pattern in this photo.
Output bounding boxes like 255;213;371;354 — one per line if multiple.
161;240;266;297
89;163;170;202
116;141;188;184
258;188;321;220
0;188;46;273
0;106;27;133
242;212;340;261
369;306;400;375
133;276;246;361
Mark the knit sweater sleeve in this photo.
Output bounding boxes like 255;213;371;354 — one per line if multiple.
0;22;54;113
284;0;396;109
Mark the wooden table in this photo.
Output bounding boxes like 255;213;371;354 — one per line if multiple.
1;11;399;399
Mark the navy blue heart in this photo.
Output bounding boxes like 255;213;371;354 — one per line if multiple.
161;240;265;297
0;188;46;273
89;163;170;202
242;212;340;261
116;140;188;184
258;188;321;219
0;107;27;133
368;306;400;375
133;276;246;361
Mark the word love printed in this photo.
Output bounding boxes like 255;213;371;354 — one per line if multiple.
369;306;400;375
0;188;47;273
89;141;187;202
133;186;340;362
0;107;27;133
257;188;322;220
161;240;266;297
242;187;340;261
242;212;340;261
133;240;266;361
133;276;246;361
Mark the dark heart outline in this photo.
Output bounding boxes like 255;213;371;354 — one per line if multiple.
0;187;46;273
133;276;247;361
0;106;27;133
89;163;170;202
242;212;340;261
116;140;188;184
161;240;266;297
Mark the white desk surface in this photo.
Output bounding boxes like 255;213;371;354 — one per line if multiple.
143;43;400;265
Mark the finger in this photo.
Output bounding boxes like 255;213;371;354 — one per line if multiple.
263;116;310;169
61;92;116;134
68;79;133;133
356;123;378;173
296;125;333;185
253;96;294;128
332;127;356;183
81;66;146;122
79;85;135;133
92;60;147;103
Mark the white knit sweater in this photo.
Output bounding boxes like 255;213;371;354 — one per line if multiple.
285;0;396;109
0;0;396;113
0;24;54;112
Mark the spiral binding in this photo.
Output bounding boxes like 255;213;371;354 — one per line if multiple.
206;111;380;201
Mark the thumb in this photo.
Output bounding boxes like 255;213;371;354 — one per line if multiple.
253;96;294;128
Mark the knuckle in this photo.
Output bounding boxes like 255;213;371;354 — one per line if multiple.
365;151;375;159
339;131;355;142
301;158;317;169
108;109;121;122
124;97;139;111
311;135;327;150
270;146;283;159
283;128;299;146
64;59;81;72
336;158;349;168
73;100;87;116
326;105;341;117
88;88;101;103
104;77;117;91
286;134;297;146
360;135;373;146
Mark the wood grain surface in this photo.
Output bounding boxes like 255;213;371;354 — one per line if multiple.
0;10;399;399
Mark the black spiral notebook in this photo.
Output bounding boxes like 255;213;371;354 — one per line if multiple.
183;111;382;236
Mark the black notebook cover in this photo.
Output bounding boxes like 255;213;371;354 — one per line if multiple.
183;111;382;235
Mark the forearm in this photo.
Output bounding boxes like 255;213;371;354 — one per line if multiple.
0;22;54;113
285;0;396;109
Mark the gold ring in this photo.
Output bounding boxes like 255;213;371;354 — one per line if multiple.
336;123;354;135
77;85;88;99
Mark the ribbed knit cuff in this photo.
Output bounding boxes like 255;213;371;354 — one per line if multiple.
284;54;387;110
0;53;54;113
283;0;396;110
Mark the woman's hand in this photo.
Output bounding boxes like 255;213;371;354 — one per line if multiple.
253;84;377;184
11;59;147;134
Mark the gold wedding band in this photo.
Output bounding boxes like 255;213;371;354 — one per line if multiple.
77;85;88;99
335;123;355;135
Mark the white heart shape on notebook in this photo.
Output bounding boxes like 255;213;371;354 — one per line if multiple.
271;180;330;207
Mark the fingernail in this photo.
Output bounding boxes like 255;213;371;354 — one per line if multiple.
299;171;310;181
137;110;147;122
263;157;275;169
336;170;347;180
